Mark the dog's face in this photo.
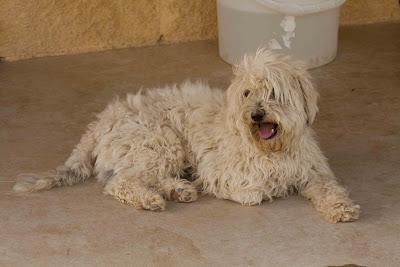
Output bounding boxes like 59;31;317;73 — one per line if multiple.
226;50;318;152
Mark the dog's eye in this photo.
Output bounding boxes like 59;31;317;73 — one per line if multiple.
243;90;250;98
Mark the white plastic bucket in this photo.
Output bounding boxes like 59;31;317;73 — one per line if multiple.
217;0;346;68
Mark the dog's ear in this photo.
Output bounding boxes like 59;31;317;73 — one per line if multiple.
297;73;318;125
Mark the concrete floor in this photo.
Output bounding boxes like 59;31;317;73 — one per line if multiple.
1;23;399;267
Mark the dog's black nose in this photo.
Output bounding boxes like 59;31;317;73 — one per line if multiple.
251;110;265;122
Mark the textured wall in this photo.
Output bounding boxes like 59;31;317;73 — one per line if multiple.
0;0;398;61
0;0;217;61
160;0;217;44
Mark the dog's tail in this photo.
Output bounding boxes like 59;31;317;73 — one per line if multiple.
13;165;92;193
13;126;96;193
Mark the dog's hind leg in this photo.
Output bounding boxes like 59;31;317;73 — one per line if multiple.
102;125;198;210
61;122;98;185
104;170;166;211
151;127;198;203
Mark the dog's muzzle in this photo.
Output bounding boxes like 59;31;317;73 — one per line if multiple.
251;109;278;140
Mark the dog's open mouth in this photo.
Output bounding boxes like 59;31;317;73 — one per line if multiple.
257;122;278;140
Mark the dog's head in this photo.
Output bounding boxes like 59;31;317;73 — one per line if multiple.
226;49;318;152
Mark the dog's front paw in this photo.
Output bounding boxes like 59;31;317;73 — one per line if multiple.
142;194;166;211
324;202;361;223
170;184;198;203
230;190;264;206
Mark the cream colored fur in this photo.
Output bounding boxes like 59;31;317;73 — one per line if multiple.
13;49;360;222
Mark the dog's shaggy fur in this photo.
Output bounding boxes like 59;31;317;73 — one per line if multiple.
14;49;360;223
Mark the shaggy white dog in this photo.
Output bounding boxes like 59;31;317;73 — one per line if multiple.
14;49;360;223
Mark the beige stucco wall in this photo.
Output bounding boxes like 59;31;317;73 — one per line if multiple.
0;0;399;61
0;0;217;61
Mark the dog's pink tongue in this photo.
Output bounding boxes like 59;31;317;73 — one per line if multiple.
259;123;275;139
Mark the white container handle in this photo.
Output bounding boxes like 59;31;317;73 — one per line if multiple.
255;0;346;16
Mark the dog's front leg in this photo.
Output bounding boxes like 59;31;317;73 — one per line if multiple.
300;165;360;223
230;189;265;206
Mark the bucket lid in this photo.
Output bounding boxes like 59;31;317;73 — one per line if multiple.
255;0;346;16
